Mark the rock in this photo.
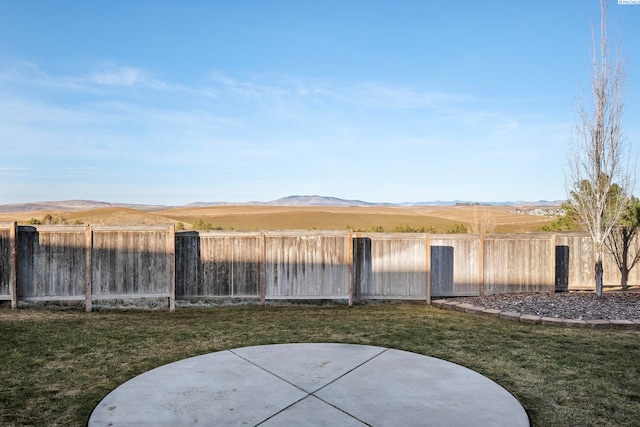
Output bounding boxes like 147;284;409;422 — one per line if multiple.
444;292;640;322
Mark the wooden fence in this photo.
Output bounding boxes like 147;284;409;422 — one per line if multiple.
354;233;556;298
175;231;262;299
0;223;637;311
429;234;482;297
12;224;175;311
354;233;428;300
17;225;88;303
90;225;175;311
0;222;17;308
265;231;353;301
482;235;555;295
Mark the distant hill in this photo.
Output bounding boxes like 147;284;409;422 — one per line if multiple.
0;200;170;213
0;196;563;213
403;200;564;207
185;196;563;208
184;195;389;208
267;195;390;207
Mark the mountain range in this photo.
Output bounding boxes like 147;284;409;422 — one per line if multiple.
0;195;563;212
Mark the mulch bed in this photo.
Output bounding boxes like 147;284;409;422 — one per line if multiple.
447;292;640;321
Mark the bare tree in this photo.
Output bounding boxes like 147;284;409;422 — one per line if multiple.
605;197;640;290
566;0;633;299
470;206;496;234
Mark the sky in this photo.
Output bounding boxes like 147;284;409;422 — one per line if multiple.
1;0;639;206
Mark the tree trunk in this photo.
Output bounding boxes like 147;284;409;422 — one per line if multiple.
620;268;629;291
595;252;605;299
620;228;630;290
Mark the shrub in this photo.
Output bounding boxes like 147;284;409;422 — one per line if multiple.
538;216;581;232
447;223;468;234
25;215;69;225
191;220;223;231
391;225;439;233
346;225;385;232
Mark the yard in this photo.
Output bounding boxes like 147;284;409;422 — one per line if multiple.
1;303;638;426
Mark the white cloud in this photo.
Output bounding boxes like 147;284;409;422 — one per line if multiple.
204;72;469;113
208;71;237;86
0;167;27;176
90;64;144;87
0;60;571;204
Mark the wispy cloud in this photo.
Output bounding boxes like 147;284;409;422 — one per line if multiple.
350;81;472;110
40;167;119;179
206;71;469;111
0;60;87;91
1;61;486;123
0;166;27;176
0;60;571;203
2;61;570;152
89;64;145;87
0;60;194;95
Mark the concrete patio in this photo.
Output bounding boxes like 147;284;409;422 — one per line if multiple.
88;343;529;426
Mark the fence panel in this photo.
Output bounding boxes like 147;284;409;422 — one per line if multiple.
430;235;482;297
17;225;87;301
91;225;172;299
175;232;199;296
555;234;594;290
175;231;261;298
265;231;350;299
606;233;640;287
483;235;554;294
555;233;640;290
355;233;427;299
0;223;13;300
7;226;640;309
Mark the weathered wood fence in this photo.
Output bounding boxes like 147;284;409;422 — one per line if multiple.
5;224;176;311
0;222;18;308
0;223;637;311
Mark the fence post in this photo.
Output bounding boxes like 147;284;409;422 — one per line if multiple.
9;222;18;309
168;224;176;312
260;231;266;306
550;234;556;292
425;235;431;304
352;233;365;304
478;235;485;296
347;230;354;307
85;225;93;312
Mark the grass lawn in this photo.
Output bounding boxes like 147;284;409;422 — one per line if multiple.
1;303;639;426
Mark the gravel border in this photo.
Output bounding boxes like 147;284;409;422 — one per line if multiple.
432;292;640;329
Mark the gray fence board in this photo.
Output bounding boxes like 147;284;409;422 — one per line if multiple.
6;225;640;309
555;234;594;290
91;225;172;299
483;235;554;294
0;223;12;300
356;233;427;299
265;231;351;299
17;225;87;300
555;233;640;290
430;235;482;297
175;231;261;298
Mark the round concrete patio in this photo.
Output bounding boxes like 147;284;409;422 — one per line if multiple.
88;343;529;426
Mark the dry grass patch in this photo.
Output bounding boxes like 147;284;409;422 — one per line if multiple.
159;205;555;232
1;205;556;232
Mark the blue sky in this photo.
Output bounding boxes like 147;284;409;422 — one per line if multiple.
1;0;639;205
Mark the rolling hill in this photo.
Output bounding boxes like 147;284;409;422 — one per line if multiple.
0;197;560;233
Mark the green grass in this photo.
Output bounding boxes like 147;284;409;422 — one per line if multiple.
1;303;639;426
